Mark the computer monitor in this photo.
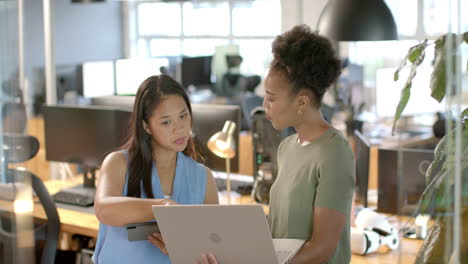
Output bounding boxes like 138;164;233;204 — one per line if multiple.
55;64;83;101
82;60;115;98
377;147;436;215
181;56;213;89
354;130;371;207
115;58;170;95
43;105;132;189
191;104;241;172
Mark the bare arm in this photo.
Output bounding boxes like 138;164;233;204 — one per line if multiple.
204;168;219;204
94;151;174;227
290;206;346;264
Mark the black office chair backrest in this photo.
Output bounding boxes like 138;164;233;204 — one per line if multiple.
2;102;27;134
3;170;61;264
2;133;40;163
0;134;60;264
240;94;263;130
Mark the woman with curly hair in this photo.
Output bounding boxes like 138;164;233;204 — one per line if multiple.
263;24;355;264
198;25;354;264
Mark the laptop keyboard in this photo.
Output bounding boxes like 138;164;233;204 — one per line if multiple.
276;250;292;263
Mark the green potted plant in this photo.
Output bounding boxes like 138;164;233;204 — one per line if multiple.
392;32;468;263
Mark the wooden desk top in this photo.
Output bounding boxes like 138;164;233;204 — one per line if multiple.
0;177;100;238
0;179;424;263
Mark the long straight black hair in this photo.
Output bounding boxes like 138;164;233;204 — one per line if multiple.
122;75;201;198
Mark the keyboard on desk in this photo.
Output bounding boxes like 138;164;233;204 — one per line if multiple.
52;186;95;207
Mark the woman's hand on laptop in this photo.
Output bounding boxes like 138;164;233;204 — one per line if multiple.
148;232;168;255
195;253;218;264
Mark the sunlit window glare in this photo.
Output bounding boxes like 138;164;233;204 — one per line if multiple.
183;2;230;36
14;199;33;214
135;0;281;75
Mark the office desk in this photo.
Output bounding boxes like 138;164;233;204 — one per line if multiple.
350;240;423;264
0;178;424;263
0;177;99;239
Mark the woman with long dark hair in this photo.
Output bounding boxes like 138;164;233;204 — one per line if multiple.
93;75;219;263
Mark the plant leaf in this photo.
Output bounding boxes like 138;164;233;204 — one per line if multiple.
431;47;447;102
394;57;408;82
464;31;468;43
408;40;428;64
393;41;427;82
463;108;468;129
392;66;417;134
425;130;452;185
431;33;462;102
392;83;411;135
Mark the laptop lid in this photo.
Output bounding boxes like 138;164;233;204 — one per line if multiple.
152;204;279;264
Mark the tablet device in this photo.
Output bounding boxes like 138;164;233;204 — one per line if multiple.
126;221;160;241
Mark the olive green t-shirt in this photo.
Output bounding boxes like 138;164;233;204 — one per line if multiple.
268;128;355;264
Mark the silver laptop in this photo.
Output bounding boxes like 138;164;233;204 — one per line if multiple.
152;204;305;264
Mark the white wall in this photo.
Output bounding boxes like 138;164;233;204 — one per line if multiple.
24;0;123;97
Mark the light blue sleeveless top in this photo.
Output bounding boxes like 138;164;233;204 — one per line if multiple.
92;151;207;264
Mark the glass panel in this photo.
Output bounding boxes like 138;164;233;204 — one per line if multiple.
347;40;421;124
462;0;468;33
137;38;148;57
234;39;274;76
348;40;419;85
137;2;181;36
385;0;417;36
1;0;35;263
150;38;182;57
423;0;449;36
183;1;229;36
232;0;281;36
182;39;229;57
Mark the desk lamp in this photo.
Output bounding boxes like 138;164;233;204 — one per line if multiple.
207;120;236;204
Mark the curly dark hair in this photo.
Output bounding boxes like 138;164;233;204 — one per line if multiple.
271;24;341;107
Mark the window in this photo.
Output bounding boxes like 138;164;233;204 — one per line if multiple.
128;0;281;76
384;0;468;39
137;2;181;36
384;0;418;37
183;2;230;36
347;0;468;119
232;1;281;36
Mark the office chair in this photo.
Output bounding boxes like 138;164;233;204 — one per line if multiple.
0;134;60;264
220;55;243;98
2;133;40;163
240;93;263;130
2;102;27;134
2;73;27;134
